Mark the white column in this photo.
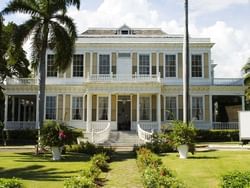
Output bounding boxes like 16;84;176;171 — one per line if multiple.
36;94;39;129
157;93;161;132
108;93;111;122
137;93;140;123
86;93;92;132
4;94;8;129
18;98;21;121
156;52;159;75
62;94;65;121
209;95;213;129
23;100;27;121
90;52;93;75
12;97;15;121
242;95;245;111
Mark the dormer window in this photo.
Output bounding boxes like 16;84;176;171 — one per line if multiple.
117;24;133;35
121;30;129;35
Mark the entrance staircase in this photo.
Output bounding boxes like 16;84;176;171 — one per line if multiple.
100;131;145;151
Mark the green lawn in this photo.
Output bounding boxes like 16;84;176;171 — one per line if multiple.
161;150;250;188
0;151;91;188
1;150;250;188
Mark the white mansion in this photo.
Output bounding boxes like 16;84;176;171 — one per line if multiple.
3;25;245;141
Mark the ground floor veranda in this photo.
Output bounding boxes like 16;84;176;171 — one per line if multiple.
4;91;244;131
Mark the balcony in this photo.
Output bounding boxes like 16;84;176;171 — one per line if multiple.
6;78;38;85
213;78;243;86
86;73;161;83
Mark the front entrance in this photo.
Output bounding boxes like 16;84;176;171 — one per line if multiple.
118;96;131;131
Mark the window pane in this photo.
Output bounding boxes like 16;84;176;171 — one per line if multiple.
98;97;108;120
140;96;150;120
99;55;110;74
192;97;203;120
47;55;57;77
191;55;202;77
72;96;83;120
165;97;177;120
165;55;176;77
139;55;150;75
46;96;56;119
73;55;84;77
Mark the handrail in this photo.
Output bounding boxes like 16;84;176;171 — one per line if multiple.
91;122;111;143
137;123;153;143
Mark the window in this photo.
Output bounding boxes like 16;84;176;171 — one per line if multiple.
192;96;203;120
165;55;176;77
73;55;84;77
47;55;57;77
139;54;150;75
72;96;83;120
98;97;108;120
191;55;202;77
140;96;150;120
99;55;110;74
165;97;177;120
46;96;56;120
121;30;129;35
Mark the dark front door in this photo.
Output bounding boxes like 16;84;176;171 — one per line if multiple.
118;96;131;131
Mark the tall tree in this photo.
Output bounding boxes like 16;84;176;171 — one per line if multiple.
242;58;250;109
0;15;31;122
1;0;80;128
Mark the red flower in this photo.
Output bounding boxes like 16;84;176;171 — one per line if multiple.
59;130;66;140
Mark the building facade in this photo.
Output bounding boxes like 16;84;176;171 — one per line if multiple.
3;25;245;132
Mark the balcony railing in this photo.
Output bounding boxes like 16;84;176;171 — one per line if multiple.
213;78;243;86
212;122;239;130
6;78;38;85
86;73;161;83
4;121;38;130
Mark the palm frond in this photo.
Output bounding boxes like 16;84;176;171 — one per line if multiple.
1;0;41;17
49;21;75;71
11;18;40;47
53;14;77;39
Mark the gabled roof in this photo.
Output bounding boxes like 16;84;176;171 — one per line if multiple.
81;25;167;36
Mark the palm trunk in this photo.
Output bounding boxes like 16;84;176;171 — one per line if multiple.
183;0;190;124
38;25;49;129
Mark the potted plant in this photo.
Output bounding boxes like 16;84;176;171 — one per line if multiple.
170;121;196;159
40;121;74;160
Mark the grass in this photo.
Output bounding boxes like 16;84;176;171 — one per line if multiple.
0;151;91;188
1;150;250;188
161;150;250;188
105;152;143;188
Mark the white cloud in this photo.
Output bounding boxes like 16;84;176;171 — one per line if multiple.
199;21;250;77
189;0;249;18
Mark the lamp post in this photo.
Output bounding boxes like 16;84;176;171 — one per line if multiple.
183;0;190;124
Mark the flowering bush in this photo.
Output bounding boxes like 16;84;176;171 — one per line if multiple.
40;121;74;147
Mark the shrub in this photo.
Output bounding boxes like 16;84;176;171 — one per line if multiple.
143;133;174;154
40;121;75;147
0;178;22;188
142;167;159;188
64;176;95;188
80;166;101;181
136;148;162;171
221;171;250;188
90;153;109;172
196;130;239;142
65;142;114;158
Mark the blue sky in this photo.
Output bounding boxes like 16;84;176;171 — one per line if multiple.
1;0;250;77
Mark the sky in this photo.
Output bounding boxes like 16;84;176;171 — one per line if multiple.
0;0;250;78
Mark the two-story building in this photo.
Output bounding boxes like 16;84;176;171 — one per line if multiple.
3;25;245;139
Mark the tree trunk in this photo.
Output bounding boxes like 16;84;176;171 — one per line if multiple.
38;25;49;129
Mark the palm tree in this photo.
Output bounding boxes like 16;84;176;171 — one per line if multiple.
1;0;80;129
242;58;250;107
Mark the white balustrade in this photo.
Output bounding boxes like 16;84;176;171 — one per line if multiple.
137;123;153;143
6;78;38;85
139;122;158;131
212;122;239;130
5;121;38;130
87;74;160;83
90;122;111;143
